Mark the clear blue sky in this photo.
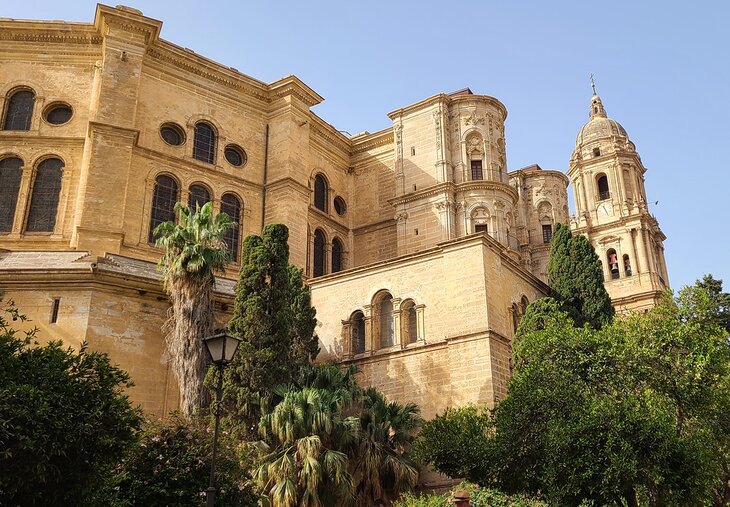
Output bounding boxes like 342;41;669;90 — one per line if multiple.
5;0;729;290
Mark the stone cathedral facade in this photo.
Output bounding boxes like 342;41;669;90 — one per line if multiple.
0;5;668;418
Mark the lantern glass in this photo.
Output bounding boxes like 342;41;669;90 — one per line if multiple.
203;332;242;365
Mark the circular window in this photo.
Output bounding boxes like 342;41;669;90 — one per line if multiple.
224;144;247;167
334;196;347;216
44;103;73;125
159;123;185;146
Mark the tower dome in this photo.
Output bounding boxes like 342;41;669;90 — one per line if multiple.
576;93;629;145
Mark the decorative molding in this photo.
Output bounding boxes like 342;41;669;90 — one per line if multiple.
0;27;102;45
464;110;486;126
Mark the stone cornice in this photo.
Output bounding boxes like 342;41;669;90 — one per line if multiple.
508;167;569;186
269;75;324;107
0;20;102;45
266;176;310;198
308;114;351;155
387;92;507;121
146;43;270;104
351;128;393;154
388;182;454;206
94;4;162;45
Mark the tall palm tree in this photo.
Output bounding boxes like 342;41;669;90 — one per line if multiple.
154;201;232;417
354;388;422;505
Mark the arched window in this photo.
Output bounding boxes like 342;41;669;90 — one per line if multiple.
511;303;520;334
350;311;365;355
377;292;394;348
607;248;619;279
597;174;610;200
193;122;217;164
313;174;328;212
623;254;632;277
0;157;23;232
471;207;490;234
221;193;242;262
401;299;418;345
313;229;326;277
148;174;178;243
26;158;64;233
188;184;211;210
331;237;343;273
520;296;529;316
3;89;35;130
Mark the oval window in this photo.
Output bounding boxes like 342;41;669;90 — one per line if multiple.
44;103;73;125
224;144;246;167
334;196;347;216
160;123;185;146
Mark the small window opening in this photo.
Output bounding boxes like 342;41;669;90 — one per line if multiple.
542;224;553;243
597;175;610;200
593;147;601;157
414;228;419;235
411;147;416;156
475;224;488;234
623;254;632;276
607;249;620;280
471;160;483;180
50;298;60;324
413;184;417;192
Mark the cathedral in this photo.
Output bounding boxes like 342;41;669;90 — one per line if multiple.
0;5;668;418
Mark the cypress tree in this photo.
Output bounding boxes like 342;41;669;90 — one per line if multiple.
225;224;318;429
547;223;614;328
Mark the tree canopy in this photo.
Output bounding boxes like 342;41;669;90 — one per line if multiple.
416;285;730;507
225;224;319;430
547;223;614;329
0;298;141;506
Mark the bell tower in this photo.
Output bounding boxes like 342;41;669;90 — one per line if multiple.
568;88;669;312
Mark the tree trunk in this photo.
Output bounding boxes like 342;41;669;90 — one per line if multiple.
166;276;215;416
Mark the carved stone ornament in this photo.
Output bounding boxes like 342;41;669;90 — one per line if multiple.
464;110;486;126
395;211;409;222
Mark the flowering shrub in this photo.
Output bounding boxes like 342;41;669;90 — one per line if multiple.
394;481;548;507
97;414;258;507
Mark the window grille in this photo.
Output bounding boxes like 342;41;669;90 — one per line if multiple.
313;175;327;212
221;193;241;262
331;238;343;273
148;175;178;243
26;158;63;232
193;122;216;163
313;229;326;277
3;90;35;130
0;157;23;232
188;184;211;211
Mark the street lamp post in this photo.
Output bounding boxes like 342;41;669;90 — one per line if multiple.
202;331;242;507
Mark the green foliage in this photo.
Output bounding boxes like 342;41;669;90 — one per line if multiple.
695;274;730;333
413;404;492;483
416;286;730;507
0;299;141;507
394;481;547;507
154;201;233;283
254;364;422;506
99;415;258;507
226;224;319;430
547;223;614;329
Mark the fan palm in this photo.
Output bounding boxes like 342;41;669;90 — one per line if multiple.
354;388;422;505
154;201;232;416
255;368;361;507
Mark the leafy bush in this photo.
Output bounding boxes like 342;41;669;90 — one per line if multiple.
394;482;547;507
100;414;259;506
0;298;141;507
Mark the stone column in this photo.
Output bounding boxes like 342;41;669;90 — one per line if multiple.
392;297;402;348
415;304;426;342
635;226;649;275
14;164;33;234
363;304;373;355
340;320;352;360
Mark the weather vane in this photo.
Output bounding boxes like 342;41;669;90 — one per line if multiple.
590;73;597;95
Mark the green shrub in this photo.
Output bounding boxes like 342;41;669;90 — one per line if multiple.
394;481;547;507
98;414;258;507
